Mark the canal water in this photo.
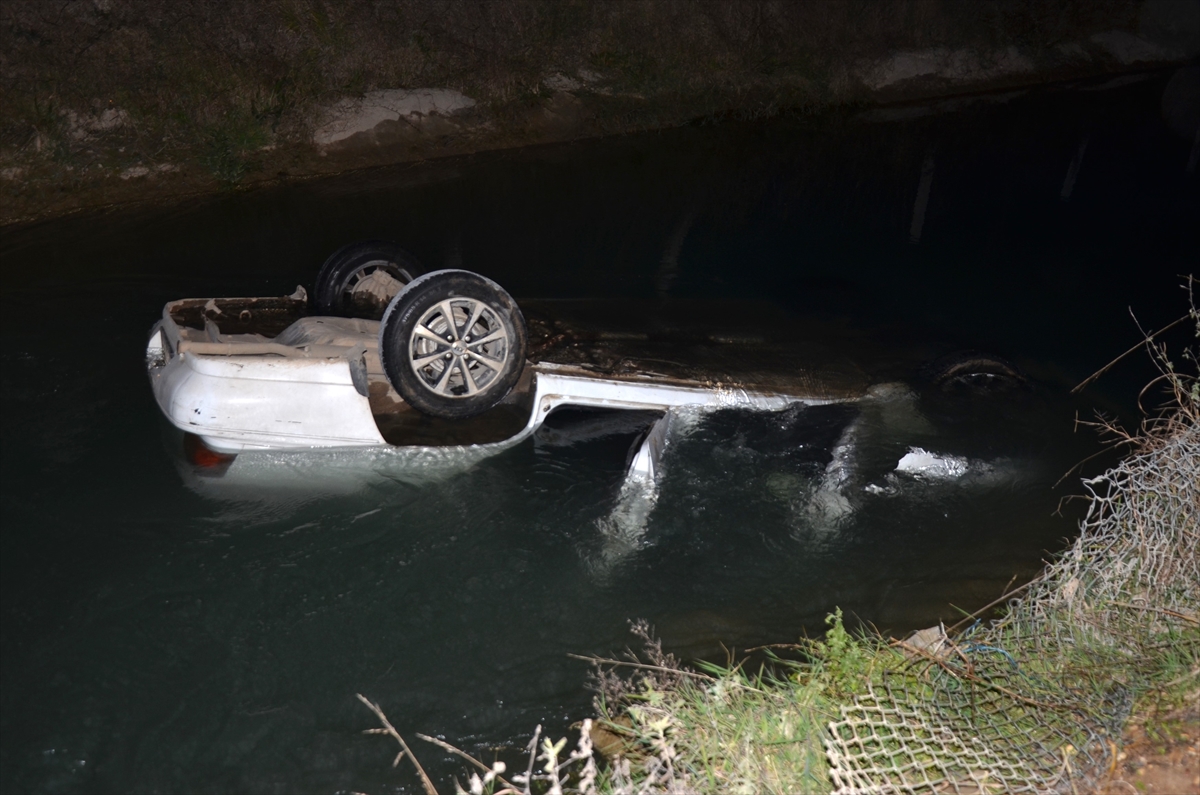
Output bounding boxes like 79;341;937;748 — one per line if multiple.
1;67;1196;793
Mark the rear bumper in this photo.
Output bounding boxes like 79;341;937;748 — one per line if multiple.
147;322;386;452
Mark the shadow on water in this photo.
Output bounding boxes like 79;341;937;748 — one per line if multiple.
1;68;1196;792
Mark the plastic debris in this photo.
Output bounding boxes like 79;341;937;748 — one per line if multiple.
895;447;969;479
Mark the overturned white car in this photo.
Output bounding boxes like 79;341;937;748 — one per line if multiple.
146;241;1029;508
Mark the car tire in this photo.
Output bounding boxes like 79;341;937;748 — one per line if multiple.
314;240;424;320
379;270;528;420
923;351;1027;393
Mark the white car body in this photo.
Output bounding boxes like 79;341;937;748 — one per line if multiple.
146;287;856;483
147;286;1023;567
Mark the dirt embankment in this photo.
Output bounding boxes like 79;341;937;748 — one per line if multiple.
1;0;1197;227
1102;703;1200;794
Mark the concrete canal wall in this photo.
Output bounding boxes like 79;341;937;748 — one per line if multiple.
1;0;1197;225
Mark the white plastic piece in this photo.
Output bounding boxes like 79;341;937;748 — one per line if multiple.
896;447;970;479
626;411;673;484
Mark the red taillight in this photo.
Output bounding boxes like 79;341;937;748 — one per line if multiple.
183;433;237;474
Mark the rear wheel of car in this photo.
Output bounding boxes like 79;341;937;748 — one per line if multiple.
379;270;528;419
314;240;424;320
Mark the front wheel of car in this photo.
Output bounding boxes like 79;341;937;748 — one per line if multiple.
379;270;528;420
923;351;1027;394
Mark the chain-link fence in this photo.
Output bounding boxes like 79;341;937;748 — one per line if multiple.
826;397;1199;795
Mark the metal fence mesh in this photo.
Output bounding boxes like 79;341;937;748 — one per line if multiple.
825;407;1199;795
